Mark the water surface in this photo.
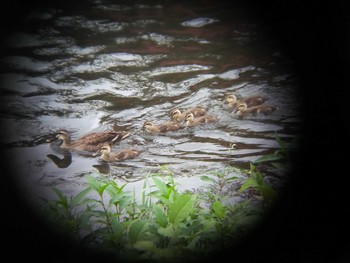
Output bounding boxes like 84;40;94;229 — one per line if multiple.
0;1;301;205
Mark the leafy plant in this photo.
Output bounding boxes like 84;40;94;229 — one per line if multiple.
239;163;277;204
41;166;268;262
253;133;296;174
41;186;93;240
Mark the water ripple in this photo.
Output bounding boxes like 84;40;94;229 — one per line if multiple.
181;17;219;27
0;1;302;203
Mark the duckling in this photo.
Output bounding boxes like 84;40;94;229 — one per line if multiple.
236;102;277;117
170;106;207;122
185;112;218;127
99;145;141;162
143;121;183;134
55;129;130;152
225;94;267;109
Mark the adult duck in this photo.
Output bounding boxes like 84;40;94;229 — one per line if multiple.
55;129;130;152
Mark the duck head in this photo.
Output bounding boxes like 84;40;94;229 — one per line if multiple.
170;109;182;122
184;112;194;124
225;94;237;104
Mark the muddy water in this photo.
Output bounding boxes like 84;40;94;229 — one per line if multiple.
0;1;301;203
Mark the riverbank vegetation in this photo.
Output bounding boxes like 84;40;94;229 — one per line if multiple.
40;135;294;262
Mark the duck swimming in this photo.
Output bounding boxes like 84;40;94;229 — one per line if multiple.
184;112;218;127
170;106;207;122
55;129;130;152
225;94;267;109
143;121;183;134
236;102;277;117
99;145;141;162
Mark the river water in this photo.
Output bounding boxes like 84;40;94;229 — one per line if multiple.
0;1;301;207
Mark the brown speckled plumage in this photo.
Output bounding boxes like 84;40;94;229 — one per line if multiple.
185;112;218;127
143;121;183;134
236;103;277;117
225;94;267;109
99;145;141;162
56;129;130;152
170;106;207;122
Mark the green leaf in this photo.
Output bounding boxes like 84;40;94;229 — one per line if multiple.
152;177;169;197
110;216;123;238
71;187;92;207
153;204;168;227
226;176;239;181
109;192;131;206
86;177;108;197
157;225;176;238
212;200;226;219
209;171;225;178
86;176;100;192
239;178;258;192
199;175;216;183
249;163;256;173
141;179;148;206
89;210;108;220
259;185;278;203
200;218;217;232
272;162;288;172
168;194;193;225
133;240;155;251
148;192;171;205
128;219;148;244
76;211;92;231
187;235;201;249
97;183;109;197
255;171;264;185
51;187;65;201
275;133;286;152
254;154;283;164
239;171;278;204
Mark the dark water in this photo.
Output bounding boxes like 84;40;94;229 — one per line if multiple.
0;1;301;204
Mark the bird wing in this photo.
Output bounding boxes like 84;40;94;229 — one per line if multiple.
75;132;126;146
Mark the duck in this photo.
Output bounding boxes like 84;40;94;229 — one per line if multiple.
55;129;130;152
185;112;218;127
236;102;277;117
143;121;183;134
99;145;141;162
170;106;207;122
225;94;268;109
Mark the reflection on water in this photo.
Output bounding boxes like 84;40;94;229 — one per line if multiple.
0;1;300;205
